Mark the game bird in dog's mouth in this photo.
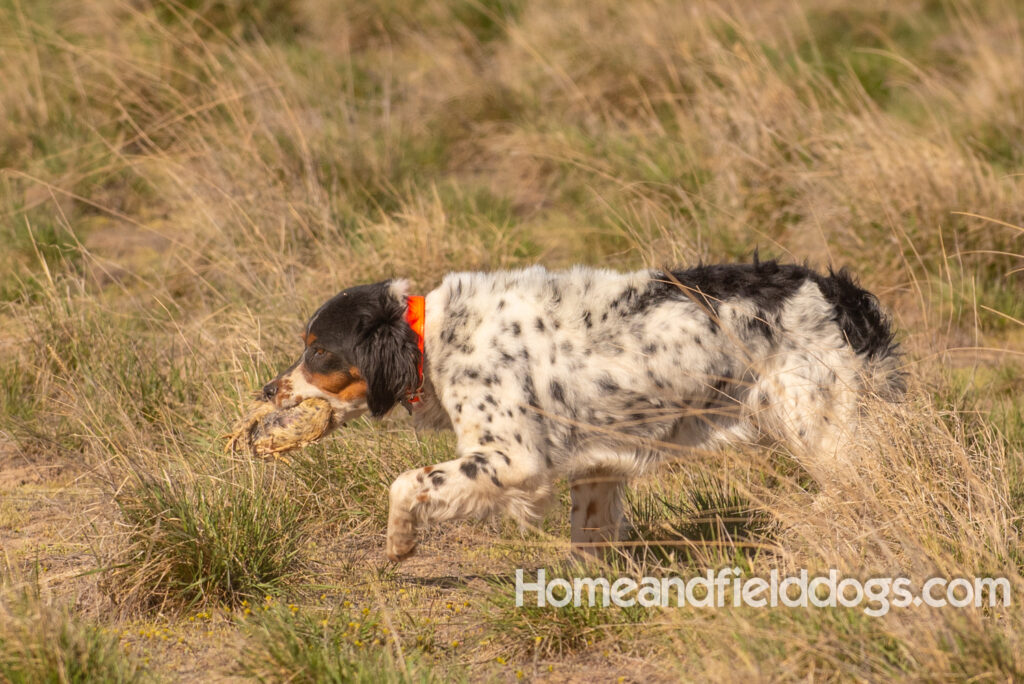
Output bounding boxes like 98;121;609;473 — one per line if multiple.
238;258;903;561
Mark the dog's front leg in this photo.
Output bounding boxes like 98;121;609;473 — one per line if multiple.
385;446;549;562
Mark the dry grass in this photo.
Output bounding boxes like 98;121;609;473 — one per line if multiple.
1;0;1023;680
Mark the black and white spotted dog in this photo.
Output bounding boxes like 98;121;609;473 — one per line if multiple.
261;259;902;561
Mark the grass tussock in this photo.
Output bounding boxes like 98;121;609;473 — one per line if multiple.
0;0;1022;679
107;462;313;611
0;591;145;683
237;601;452;683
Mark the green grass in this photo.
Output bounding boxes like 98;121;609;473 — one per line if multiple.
626;470;774;568
238;600;453;683
482;563;654;658
0;593;145;684
110;462;313;610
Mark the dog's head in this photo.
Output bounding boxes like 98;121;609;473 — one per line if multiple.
261;280;421;424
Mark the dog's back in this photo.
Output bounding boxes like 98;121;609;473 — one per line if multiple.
424;260;902;478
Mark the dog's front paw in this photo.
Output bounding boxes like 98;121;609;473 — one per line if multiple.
385;526;417;562
386;471;423;562
386;537;417;562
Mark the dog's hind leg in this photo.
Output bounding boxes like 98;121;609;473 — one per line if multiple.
569;468;627;560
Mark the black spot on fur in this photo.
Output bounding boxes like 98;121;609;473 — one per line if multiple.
550;380;566;404
524;375;540;409
511;322;521;336
460;461;478;479
745;311;774;341
535;317;545;332
598;376;619;392
609;285;639;312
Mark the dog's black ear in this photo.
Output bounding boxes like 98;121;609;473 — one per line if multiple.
356;284;420;417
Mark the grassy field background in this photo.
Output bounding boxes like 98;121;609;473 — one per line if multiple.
1;0;1023;680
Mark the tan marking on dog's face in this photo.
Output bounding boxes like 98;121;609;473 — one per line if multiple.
305;366;363;398
308;370;351;395
337;380;368;401
303;331;317;346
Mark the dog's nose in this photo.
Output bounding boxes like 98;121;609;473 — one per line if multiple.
262;382;278;401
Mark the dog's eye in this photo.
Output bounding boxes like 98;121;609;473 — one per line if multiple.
313;348;326;356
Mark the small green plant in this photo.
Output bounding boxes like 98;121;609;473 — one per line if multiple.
110;463;312;610
0;594;144;684
238;600;451;683
482;565;652;659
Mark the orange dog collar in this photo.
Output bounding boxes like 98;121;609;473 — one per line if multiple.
405;295;425;402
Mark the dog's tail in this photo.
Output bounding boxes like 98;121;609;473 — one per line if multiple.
814;268;906;398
